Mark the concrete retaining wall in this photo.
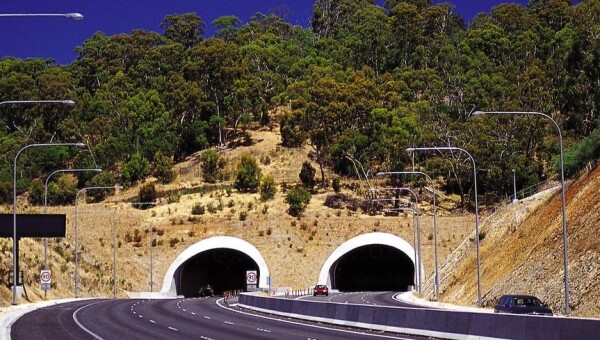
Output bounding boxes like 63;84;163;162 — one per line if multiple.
238;294;600;340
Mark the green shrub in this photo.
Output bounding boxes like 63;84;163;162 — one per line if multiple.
332;178;341;193
285;187;311;216
200;150;222;183
153;151;176;184
299;161;316;189
122;152;149;186
138;183;157;208
191;202;205;215
259;175;277;201
234;153;261;193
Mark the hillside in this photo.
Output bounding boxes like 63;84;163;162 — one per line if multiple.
431;165;600;318
0;125;598;320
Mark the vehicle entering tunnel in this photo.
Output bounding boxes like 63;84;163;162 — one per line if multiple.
176;248;259;297
331;244;414;291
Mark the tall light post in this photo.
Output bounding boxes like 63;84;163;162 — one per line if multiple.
384;205;421;292
371;186;422;292
406;146;482;307
472;110;570;314
74;185;122;298
43;167;101;299
377;170;440;300
0;100;75;107
0;13;83;20
12;142;84;305
512;169;517;203
111;202;156;298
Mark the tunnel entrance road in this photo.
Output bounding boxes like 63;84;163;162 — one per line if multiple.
318;232;421;292
160;236;270;297
332;244;414;291
177;248;259;297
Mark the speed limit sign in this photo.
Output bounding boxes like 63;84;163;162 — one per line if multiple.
40;269;51;291
246;270;257;285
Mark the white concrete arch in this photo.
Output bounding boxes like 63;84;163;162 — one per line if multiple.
160;236;270;296
317;232;423;288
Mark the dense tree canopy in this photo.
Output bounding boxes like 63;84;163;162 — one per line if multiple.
1;1;598;208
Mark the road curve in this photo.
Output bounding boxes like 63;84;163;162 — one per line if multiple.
12;298;421;340
300;291;421;308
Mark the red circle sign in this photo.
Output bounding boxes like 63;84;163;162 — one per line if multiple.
40;270;51;283
246;271;257;284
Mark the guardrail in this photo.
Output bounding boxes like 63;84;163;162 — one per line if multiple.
238;293;600;340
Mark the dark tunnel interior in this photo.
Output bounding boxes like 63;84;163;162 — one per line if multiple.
176;248;259;297
331;244;414;292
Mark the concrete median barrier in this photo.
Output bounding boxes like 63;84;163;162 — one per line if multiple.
238;293;600;340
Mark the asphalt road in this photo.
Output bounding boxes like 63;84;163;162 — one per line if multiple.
300;291;424;308
12;297;422;340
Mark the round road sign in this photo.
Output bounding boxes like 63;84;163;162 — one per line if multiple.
40;270;51;284
246;271;257;284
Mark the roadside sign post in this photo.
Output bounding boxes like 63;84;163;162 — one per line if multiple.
246;270;257;291
40;269;51;292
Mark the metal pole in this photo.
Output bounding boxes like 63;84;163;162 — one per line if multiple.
371;186;422;291
150;231;154;292
44;168;100;300
13;142;84;305
112;207;117;299
0;13;83;20
406;146;482;307
74;185;122;298
472;110;570;314
111;201;156;296
377;171;439;300
386;206;419;291
512;169;517;202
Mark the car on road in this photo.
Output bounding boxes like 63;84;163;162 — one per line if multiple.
313;284;329;296
494;294;553;316
199;284;214;297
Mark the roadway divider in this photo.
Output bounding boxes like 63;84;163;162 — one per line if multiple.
238;293;600;340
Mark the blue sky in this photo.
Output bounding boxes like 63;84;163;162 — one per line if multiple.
0;1;574;65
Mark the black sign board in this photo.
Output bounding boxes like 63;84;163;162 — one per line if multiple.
0;214;66;238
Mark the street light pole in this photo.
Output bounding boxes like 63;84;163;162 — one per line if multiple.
111;201;156;298
371;186;422;291
406;146;482;307
1;100;75;107
74;185;122;298
43;167;101;299
472;110;571;314
384;205;420;292
0;13;83;20
512;169;517;203
377;170;440;300
13;142;85;305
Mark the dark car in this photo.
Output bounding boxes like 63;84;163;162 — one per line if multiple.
199;284;214;297
494;295;553;316
313;284;329;296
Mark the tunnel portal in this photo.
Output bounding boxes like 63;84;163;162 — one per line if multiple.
177;248;259;297
331;244;414;291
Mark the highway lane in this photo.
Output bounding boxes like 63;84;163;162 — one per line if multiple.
12;297;424;340
301;291;419;308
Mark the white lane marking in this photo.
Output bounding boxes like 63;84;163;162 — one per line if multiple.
150;320;156;324
73;301;107;340
168;326;178;331
191;312;196;315
224;321;235;325
257;328;271;333
138;315;143;318
217;298;410;339
200;336;214;340
182;309;186;312
203;315;211;319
